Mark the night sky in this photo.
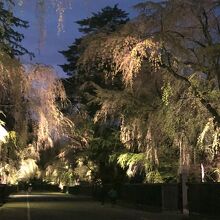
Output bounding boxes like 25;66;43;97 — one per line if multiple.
13;0;140;77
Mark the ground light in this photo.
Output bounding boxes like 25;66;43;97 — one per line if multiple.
0;124;8;142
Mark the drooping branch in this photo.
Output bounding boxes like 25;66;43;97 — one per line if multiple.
161;60;220;127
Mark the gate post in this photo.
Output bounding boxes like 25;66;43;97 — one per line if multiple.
181;165;189;215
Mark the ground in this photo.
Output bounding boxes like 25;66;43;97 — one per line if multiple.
0;192;216;220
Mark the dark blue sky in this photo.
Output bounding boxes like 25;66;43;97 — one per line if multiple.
13;0;140;77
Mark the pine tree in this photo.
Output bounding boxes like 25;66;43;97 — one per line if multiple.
76;4;129;34
59;5;129;184
0;2;33;58
60;4;128;76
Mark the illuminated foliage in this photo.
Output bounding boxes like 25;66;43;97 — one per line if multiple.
60;5;129;184
26;64;73;149
71;0;220;182
2;0;220;185
0;59;74;183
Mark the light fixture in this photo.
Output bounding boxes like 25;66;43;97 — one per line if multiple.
0;124;8;142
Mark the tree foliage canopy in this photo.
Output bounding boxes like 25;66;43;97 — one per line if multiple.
2;0;220;185
62;0;220;183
